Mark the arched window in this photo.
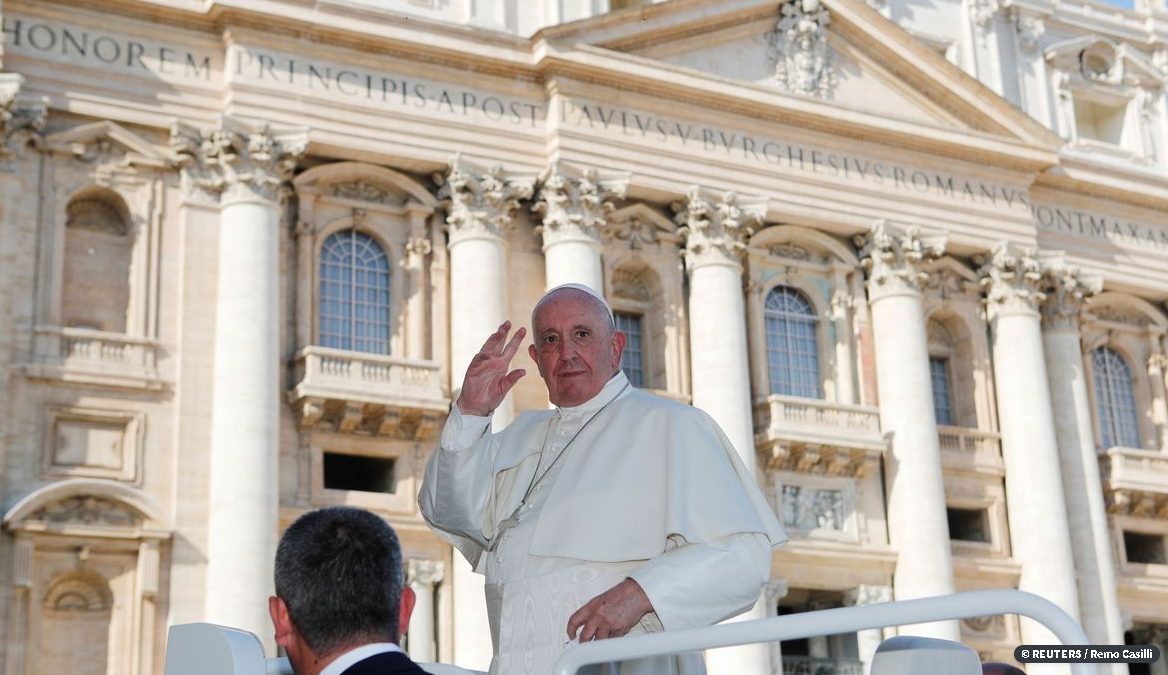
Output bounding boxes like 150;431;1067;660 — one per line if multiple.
765;286;821;398
63;190;132;332
1093;346;1141;448
319;231;391;354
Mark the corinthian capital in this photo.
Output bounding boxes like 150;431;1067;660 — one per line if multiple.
673;186;766;269
405;558;445;588
855;220;946;300
977;241;1044;320
435;155;534;243
1039;253;1101;331
0;74;47;169
170;117;307;204
532;163;628;249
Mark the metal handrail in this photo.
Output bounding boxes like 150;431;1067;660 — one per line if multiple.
550;589;1097;675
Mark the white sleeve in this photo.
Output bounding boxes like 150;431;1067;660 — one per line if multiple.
627;532;772;631
418;406;496;555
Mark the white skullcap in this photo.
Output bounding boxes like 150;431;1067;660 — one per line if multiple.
531;283;615;329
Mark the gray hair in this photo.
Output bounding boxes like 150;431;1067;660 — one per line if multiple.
274;507;405;654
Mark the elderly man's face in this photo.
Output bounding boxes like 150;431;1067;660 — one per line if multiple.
528;290;625;407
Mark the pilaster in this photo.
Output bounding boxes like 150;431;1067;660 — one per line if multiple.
406;559;446;663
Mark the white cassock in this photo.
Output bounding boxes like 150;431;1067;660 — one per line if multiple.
419;372;788;675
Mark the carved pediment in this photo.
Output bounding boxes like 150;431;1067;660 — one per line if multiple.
295;162;437;211
45;121;171;169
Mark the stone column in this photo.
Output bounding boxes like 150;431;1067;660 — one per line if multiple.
171;119;306;646
979;243;1081;666
675;187;770;675
404;209;432;361
532;163;627;293
845;584;893;675
406;559;445;664
856;221;959;640
436;156;533;669
830;264;857;405
1040;259;1125;667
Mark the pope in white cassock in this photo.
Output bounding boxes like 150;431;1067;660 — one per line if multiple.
419;284;788;675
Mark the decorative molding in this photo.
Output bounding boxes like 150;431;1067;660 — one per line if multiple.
1148;353;1168;371
405;236;433;261
330;180;398;205
855;221;946;300
406;558;445;588
976;242;1044;320
969;0;999;34
435;155;534;243
1039;255;1101;331
532;163;628;248
611;267;653;303
767;443;876;478
1090;304;1152;328
43;571;113;611
766;0;837;99
673;186;766;269
768;243;813;261
170;118;307;204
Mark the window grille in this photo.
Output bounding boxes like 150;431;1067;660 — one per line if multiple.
765;286;822;398
319;230;391;354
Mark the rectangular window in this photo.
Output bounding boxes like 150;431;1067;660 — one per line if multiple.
1124;531;1167;565
323;452;396;494
614;312;644;388
947;507;990;543
930;357;953;426
1074;97;1127;145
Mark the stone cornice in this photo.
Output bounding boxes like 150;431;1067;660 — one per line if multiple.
170;117;307;204
673;186;766;270
977;241;1045;320
1038;253;1102;331
435;155;535;244
532;163;628;250
856;220;947;300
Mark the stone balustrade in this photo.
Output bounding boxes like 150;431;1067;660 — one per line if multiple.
938;425;1004;475
25;325;161;389
754;395;885;477
1102;447;1168;519
288;345;448;439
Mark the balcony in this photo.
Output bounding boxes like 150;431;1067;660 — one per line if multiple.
1101;447;1168;518
781;655;864;675
938;425;1004;475
754;395;886;478
21;325;162;390
288;346;449;440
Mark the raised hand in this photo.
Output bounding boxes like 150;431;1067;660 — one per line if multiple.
566;578;654;642
455;321;527;417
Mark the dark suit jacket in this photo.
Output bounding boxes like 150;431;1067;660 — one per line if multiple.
340;650;428;675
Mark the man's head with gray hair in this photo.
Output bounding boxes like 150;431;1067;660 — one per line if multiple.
528;284;626;407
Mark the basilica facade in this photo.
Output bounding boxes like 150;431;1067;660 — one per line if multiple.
0;0;1166;674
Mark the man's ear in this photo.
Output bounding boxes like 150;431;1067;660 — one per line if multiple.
528;343;538;363
398;586;417;637
269;596;296;650
611;330;627;368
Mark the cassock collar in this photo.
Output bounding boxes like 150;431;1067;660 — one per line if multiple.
556;371;630;415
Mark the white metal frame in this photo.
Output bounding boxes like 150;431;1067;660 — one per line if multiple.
550;590;1097;675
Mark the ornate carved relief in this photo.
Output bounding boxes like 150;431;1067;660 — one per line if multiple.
611;267;653;303
406;558;445;587
435;156;534;242
1106;489;1168;519
780;484;846;531
855;221;946;299
43;571;113;611
976;242;1044;320
1012;9;1045;56
0;74;47;169
330;180;399;205
30;497;142;527
969;0;999;35
674;187;766;269
768;243;813;261
1040;258;1101;331
768;444;875;477
609;215;660;252
170;119;307;204
766;0;838;99
533;163;627;248
844;584;892;607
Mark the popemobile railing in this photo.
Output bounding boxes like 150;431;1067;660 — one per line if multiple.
550;589;1097;675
